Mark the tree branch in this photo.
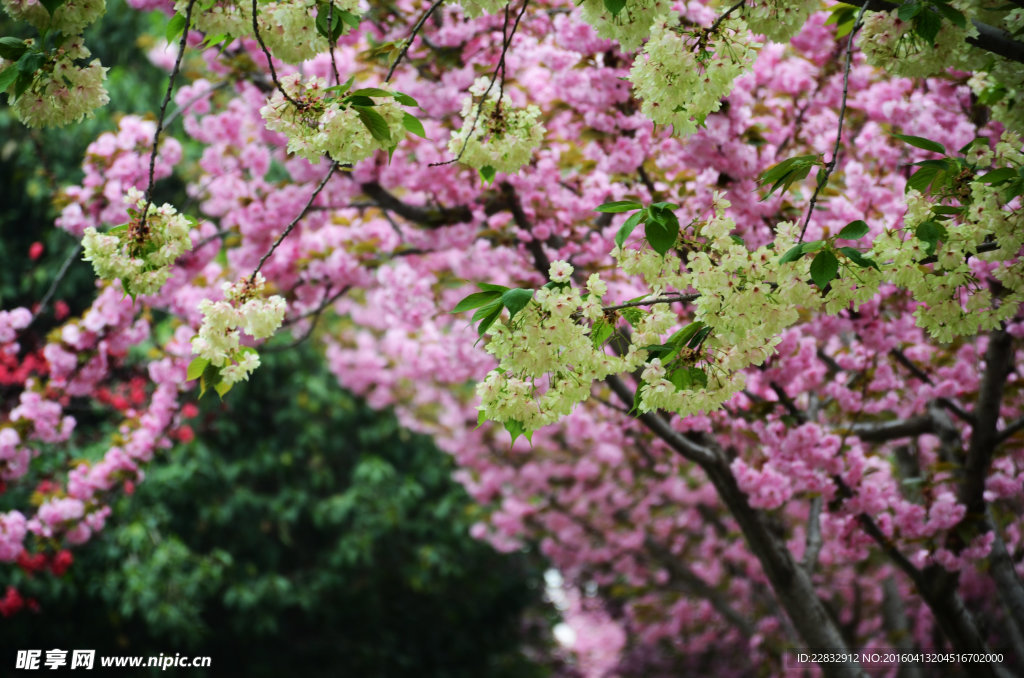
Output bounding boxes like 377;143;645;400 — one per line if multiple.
960;328;1012;518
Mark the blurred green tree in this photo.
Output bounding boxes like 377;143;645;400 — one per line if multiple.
5;344;554;677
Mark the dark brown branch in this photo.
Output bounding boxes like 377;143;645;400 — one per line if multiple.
360;181;474;226
847;414;934;442
499;182;550;276
997;415;1024;444
960;328;1012;518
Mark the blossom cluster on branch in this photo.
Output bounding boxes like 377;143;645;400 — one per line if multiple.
2;0;1024;674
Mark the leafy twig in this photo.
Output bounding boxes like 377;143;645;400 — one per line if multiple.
431;0;529;167
251;0;303;109
140;0;197;231
797;1;867;243
385;0;446;83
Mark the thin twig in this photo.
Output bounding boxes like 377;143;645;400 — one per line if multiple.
250;163;338;281
140;0;197;230
385;0;446;83
601;294;699;313
251;0;303;109
708;0;745;34
431;0;529;167
797;2;867;243
27;244;82;328
327;1;341;85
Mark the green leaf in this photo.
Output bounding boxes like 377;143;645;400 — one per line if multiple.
353;105;391;145
471;298;503;321
16;51;44;74
393;91;418;107
668;367;691;391
501;288;534;320
401;112;427;139
0;66;18;95
349;87;393;98
778;243;806;264
687;325;712;349
837;220;869;240
603;0;627;16
897;2;922;21
452;290;501;313
39;0;66;14
977;167;1016;185
591;318;614;349
758;155;819;199
915;220;947;254
614;209;646;249
478;165;496;185
913;9;942;43
214;379;233;397
933;2;966;27
649;201;679;211
0;37;28;61
477;282;510;293
166;12;187;43
894;133;946;155
504;419;531;445
595;200;642;213
324;75;355;94
810;250;839;288
187;357;209;382
645;213;679;256
801;240;824;253
621;308;645;327
12;70;33;98
476;306;502;336
338;8;360;27
907;165;943;193
838;246;880;270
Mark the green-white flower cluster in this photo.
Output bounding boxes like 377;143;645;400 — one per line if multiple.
457;0;505;18
191;274;286;386
82;188;193;298
2;0;105;35
872;137;1024;342
260;74;405;164
448;78;546;174
476;262;641;430
739;0;818;43
857;8;978;78
578;0;673;52
8;38;108;128
628;20;759;137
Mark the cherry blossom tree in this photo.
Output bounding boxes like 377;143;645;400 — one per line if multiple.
2;0;1024;675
